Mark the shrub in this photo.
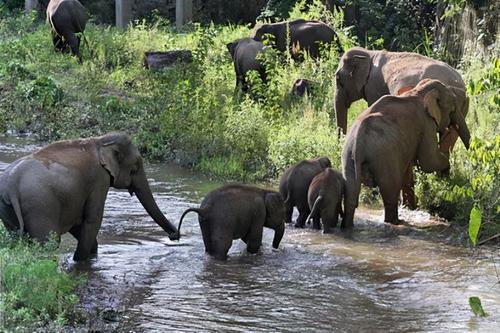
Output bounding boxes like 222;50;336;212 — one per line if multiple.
0;226;84;330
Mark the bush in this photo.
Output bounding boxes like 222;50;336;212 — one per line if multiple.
0;226;84;330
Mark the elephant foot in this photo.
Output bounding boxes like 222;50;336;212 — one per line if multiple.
386;219;405;225
323;228;334;234
294;222;305;228
312;222;321;230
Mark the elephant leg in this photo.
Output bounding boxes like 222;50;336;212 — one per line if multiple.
69;225;98;256
294;207;309;228
401;165;417;209
63;32;82;62
342;176;360;229
73;194;105;261
312;216;321;230
323;208;338;234
211;237;232;261
379;179;403;225
199;217;212;254
284;202;293;224
246;223;264;254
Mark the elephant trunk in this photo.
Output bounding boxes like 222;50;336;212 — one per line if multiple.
272;223;285;249
131;169;179;240
451;109;471;150
335;89;348;134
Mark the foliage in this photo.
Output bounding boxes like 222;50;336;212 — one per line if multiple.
0;3;498;242
0;225;85;330
469;296;488;317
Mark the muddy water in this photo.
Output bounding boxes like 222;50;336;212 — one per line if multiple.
1;137;499;332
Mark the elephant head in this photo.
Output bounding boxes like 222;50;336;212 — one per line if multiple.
317;156;332;169
98;133;179;239
334;47;372;133
264;192;286;249
417;80;471;149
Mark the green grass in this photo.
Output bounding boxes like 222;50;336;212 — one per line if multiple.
0;225;85;331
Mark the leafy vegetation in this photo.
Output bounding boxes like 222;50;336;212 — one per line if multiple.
0;1;498;242
0;225;85;331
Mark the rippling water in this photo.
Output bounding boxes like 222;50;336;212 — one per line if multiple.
1;137;499;332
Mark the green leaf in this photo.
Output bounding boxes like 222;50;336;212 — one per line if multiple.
469;206;482;246
469;296;488;317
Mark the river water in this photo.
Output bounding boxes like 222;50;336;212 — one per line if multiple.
0;137;499;332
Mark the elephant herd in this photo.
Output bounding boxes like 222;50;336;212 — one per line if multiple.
1;1;471;262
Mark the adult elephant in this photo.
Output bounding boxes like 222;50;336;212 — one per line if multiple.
253;19;342;59
341;79;470;228
0;133;179;261
47;0;89;62
177;184;285;261
227;37;267;92
279;157;332;227
334;46;469;208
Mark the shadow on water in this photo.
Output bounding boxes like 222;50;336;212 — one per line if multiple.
1;137;499;332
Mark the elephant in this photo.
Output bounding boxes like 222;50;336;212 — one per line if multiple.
341;79;470;228
177;184;285;261
307;168;344;233
227;37;267;92
279;157;332;227
292;78;313;97
0;133;179;261
334;46;469;208
253;19;342;59
47;0;89;62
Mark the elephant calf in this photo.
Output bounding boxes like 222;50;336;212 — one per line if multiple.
279;157;332;227
227;37;267;92
47;0;89;62
177;185;285;260
0;133;179;261
342;79;470;227
307;168;344;233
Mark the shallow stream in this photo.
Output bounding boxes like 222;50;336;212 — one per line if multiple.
0;137;498;332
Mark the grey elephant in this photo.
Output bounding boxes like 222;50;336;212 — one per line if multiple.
334;46;469;208
307;168;344;233
177;184;285;261
279;157;332;227
227;37;267;92
253;19;342;59
0;133;179;261
341;79;470;227
47;0;89;62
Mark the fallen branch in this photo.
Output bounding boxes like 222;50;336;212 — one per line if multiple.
478;233;500;245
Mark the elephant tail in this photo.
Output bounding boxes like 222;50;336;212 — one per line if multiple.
306;195;322;223
177;207;204;237
10;194;25;236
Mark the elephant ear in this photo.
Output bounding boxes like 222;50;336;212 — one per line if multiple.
318;157;332;169
226;42;236;58
351;54;371;93
99;138;121;181
423;89;442;128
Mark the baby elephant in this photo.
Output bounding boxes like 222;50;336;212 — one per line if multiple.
178;185;285;260
279;157;332;227
307;168;344;233
227;37;267;92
